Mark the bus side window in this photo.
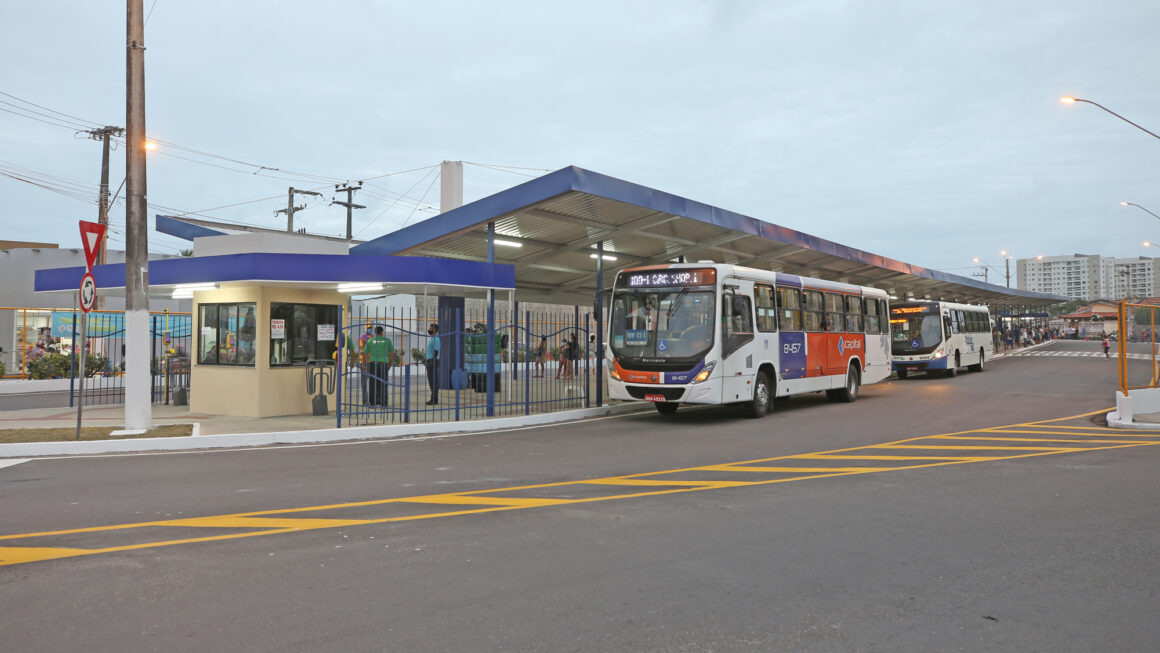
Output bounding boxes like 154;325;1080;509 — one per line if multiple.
824;292;845;333
804;290;825;332
944;314;954;338
777;287;803;331
880;300;889;333
845;295;863;332
755;284;777;332
864;298;880;334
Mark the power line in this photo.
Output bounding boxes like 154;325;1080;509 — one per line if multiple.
0;91;104;128
399;169;442;229
356;166;439;237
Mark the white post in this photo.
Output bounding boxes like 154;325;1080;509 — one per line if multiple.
439;161;463;213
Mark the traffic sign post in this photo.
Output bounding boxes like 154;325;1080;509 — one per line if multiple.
75;221;106;441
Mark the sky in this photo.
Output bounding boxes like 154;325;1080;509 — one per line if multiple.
2;0;1159;283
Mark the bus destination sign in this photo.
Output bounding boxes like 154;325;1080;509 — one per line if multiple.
624;268;717;289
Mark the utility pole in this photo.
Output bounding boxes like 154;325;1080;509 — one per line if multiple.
88;126;125;267
332;181;365;241
88;126;124;311
276;187;323;232
124;0;150;431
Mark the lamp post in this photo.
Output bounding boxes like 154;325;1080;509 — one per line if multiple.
1060;96;1160;142
1122;201;1160;221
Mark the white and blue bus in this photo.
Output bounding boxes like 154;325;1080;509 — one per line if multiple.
606;262;892;417
890;300;991;378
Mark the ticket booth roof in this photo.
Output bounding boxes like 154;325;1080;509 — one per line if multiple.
33;253;515;299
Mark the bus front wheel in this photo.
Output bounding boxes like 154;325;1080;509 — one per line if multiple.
945;353;960;377
744;372;772;418
655;402;679;415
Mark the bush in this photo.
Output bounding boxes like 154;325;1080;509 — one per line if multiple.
410;347;426;366
26;352;109;379
0;360;6;377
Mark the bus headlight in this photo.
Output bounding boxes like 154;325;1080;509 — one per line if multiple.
692;362;715;383
934;349;945;358
608;364;622;381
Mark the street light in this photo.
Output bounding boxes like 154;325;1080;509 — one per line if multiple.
1121;201;1160;221
1060;96;1160;142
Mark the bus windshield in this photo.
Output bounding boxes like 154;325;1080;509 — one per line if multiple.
891;312;944;354
610;290;715;360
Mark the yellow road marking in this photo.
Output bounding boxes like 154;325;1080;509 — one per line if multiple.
0;547;93;565
794;454;993;461
934;435;1160;445
700;465;891;473
397;495;567;508
2;408;1155;568
156;516;373;529
584;478;754;487
874;444;1077;451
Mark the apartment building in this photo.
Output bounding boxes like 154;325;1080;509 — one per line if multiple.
1016;254;1160;301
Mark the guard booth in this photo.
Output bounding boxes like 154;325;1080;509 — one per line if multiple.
34;232;516;419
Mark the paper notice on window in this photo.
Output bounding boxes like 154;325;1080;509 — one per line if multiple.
270;319;285;339
317;324;335;341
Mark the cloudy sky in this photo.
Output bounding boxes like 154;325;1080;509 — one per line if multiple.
2;1;1158;283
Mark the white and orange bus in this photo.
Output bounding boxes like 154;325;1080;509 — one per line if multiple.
606;262;892;417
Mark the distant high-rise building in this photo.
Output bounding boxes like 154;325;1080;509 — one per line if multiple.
1016;254;1160;300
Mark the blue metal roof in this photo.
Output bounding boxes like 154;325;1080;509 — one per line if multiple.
350;165;1065;305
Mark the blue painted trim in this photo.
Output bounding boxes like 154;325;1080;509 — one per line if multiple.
34;253;515;292
351;165;1065;302
155;214;228;241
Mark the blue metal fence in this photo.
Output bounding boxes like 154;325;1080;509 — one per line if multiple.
338;306;592;426
67;310;192;406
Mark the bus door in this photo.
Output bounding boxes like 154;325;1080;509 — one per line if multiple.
841;294;865;372
720;283;756;402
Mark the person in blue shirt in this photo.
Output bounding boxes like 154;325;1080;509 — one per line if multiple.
425;323;441;405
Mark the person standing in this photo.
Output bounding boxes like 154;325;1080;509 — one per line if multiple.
425;323;440;405
534;336;547;377
364;326;394;406
1102;334;1110;359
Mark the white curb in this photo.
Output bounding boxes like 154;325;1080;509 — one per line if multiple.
0;403;649;458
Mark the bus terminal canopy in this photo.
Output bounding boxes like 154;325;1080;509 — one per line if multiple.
350;166;1067;308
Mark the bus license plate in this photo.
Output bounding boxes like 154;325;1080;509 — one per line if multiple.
644;394;665;402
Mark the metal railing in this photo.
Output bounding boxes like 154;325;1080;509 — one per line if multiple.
1117;300;1160;394
337;306;598;426
1;306;191;405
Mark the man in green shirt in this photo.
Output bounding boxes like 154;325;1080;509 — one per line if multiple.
363;326;394;406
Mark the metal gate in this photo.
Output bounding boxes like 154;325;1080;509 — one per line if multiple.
338;306;592;426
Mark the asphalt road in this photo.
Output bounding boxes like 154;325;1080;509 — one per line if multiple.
2;340;1158;652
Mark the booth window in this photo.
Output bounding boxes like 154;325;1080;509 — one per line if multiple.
270;303;338;366
198;303;256;366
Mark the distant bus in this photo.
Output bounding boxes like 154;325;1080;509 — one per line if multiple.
890;300;991;378
606;262;891;417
